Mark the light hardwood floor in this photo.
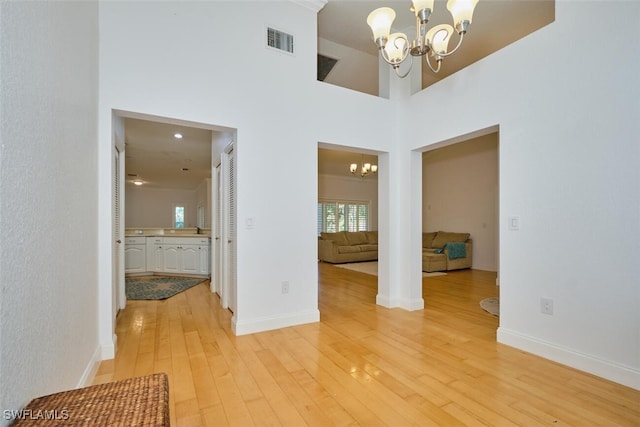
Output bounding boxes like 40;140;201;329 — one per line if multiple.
95;265;640;426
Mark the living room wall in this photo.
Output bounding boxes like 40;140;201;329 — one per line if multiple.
318;173;378;231
422;133;498;271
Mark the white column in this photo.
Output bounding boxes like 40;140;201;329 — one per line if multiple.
376;65;424;310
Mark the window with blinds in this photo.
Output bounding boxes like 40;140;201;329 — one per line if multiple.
317;201;369;235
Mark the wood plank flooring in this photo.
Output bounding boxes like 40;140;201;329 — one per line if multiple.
94;264;640;426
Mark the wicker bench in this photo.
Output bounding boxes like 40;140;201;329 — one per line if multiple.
11;373;169;426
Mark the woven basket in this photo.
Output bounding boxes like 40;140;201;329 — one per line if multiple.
11;373;169;426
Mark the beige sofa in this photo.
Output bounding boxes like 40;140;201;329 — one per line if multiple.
318;231;378;264
422;231;473;272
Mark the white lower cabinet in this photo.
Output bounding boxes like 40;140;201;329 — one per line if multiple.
124;237;146;273
198;244;210;275
146;237;164;272
136;236;211;275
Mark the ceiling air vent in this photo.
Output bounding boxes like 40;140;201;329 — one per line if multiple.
267;27;294;54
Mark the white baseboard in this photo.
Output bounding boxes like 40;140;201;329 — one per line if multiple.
232;309;320;336
376;294;424;311
99;334;116;361
498;327;640;391
77;346;102;388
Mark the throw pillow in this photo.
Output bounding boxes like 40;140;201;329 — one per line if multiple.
320;231;349;246
346;231;368;245
422;232;437;248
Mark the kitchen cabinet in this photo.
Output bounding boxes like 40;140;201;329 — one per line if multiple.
126;235;211;276
198;244;210;275
124;237;146;273
146;237;164;272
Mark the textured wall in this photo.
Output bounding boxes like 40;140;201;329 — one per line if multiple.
0;1;99;421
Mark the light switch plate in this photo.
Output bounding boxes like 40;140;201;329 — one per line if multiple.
508;216;520;231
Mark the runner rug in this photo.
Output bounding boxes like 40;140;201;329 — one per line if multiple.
126;276;208;300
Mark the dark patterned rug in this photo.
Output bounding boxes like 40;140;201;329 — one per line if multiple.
126;276;208;300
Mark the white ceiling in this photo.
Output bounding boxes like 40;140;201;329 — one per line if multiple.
124;118;213;190
124;1;554;188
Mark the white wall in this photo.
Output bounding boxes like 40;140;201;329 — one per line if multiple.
0;1;100;421
125;186;197;228
98;1;394;339
95;0;639;390
318;37;379;96
422;134;498;271
318;174;378;230
404;1;640;389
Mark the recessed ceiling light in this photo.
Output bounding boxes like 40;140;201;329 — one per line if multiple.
174;133;183;139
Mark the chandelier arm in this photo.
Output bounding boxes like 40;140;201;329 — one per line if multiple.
436;31;465;58
393;55;413;78
424;53;441;74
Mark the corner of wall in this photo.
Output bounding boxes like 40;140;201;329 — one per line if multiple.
77;346;103;388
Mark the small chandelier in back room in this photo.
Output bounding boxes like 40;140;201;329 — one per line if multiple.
366;0;479;78
350;158;378;177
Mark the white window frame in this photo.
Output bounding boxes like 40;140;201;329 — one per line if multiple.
173;205;185;228
317;199;370;235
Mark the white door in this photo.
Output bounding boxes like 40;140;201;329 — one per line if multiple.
221;144;236;312
113;145;125;315
213;163;222;294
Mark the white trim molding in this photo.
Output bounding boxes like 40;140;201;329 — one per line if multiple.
498;327;640;391
232;309;320;336
290;0;327;13
376;295;425;311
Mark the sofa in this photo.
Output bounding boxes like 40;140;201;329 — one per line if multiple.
318;230;378;263
422;231;473;272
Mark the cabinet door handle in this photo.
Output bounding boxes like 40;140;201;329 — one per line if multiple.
116;240;122;244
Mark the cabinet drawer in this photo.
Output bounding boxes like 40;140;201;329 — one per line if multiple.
125;237;146;245
163;237;210;245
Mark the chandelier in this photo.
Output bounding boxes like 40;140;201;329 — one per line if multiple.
350;160;378;177
366;0;479;78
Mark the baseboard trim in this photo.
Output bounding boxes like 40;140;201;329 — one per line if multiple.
498;327;640;391
77;346;102;388
376;295;424;311
232;309;320;336
100;334;116;361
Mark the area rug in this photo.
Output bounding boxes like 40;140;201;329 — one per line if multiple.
333;261;447;278
480;297;500;316
126;276;208;300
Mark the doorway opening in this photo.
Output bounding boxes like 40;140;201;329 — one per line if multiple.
317;143;381;301
110;110;237;331
419;125;500;330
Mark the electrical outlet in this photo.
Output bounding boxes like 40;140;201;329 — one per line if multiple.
540;297;554;315
281;281;290;294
